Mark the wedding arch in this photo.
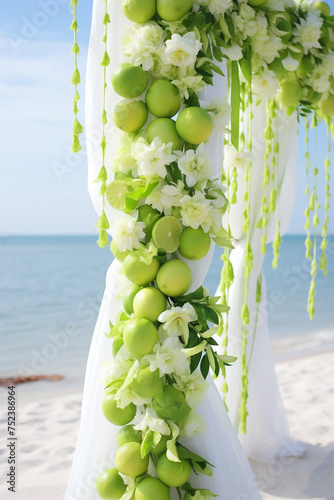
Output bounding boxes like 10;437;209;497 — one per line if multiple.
66;0;333;498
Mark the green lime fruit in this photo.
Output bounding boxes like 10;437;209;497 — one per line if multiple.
132;365;163;398
247;0;268;6
157;453;192;487
156;259;192;297
123;318;159;357
110;241;131;262
176;107;213;145
157;0;192;21
96;468;127;500
153;385;191;422
115;442;149;477
279;80;302;108
135;477;171;500
123;284;142;315
122;0;156;23
106;180;131;210
138;204;162;240
314;1;331;16
146;80;181;118
102;393;136;425
123;252;160;285
112;63;148;98
303;88;322;105
117;425;142;447
178;227;211;260
320;94;334;116
113;100;148;133
133;287;167;322
152;216;183;253
151;434;169;455
146;118;183;150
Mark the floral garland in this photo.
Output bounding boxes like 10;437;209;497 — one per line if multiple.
71;0;334;465
90;2;237;499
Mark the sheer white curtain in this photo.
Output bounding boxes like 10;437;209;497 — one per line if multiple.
215;103;303;462
65;1;262;498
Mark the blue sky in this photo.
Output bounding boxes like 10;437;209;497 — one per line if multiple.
1;0;332;235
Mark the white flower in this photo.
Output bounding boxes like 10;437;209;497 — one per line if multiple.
113;135;137;175
252;69;279;100
322;53;334;77
144;337;190;377
202;97;231;131
146;181;185;215
224;144;253;171
161;32;202;68
122;22;165;71
292;11;323;54
159;303;197;344
115;382;151;408
110;213;145;252
308;66;331;93
100;346;134;386
179;410;207;437
282;55;300;71
180;191;212;232
174;371;209;407
132;137;175;180
134;407;171;436
252;32;283;64
177;145;213;187
222;43;243;61
171;70;205;100
197;0;233;18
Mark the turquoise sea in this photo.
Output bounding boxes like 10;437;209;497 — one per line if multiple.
1;235;334;397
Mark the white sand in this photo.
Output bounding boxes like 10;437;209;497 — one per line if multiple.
0;350;334;500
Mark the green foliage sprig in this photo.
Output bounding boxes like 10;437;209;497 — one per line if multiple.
70;0;83;153
319;118;331;277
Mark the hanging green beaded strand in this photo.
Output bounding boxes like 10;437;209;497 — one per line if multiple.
94;0;111;248
70;0;83;153
319;117;331;277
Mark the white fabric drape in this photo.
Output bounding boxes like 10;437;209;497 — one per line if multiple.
65;1;263;498
214;104;303;462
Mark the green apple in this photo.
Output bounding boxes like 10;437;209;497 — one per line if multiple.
113;100;148;133
122;284;142;315
279;79;302;108
146;80;181;118
115;442;149;477
320;94;334;116
178;227;211;260
151;434;169;455
176;107;213;145
123;318;159;357
112;63;148;98
102;393;136;425
146;118;183;150
117;425;142;447
133;286;167;321
157;0;192;21
123;252;160;285
122;0;156;23
135;477;170;500
156;259;192;296
96;468;126;500
157;453;192;487
314;1;331;16
153;385;191;422
110;241;131;262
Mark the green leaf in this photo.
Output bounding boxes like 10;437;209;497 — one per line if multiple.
183;340;207;357
200;353;210;378
239;46;252;86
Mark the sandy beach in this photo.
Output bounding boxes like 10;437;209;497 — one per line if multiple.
0;350;333;500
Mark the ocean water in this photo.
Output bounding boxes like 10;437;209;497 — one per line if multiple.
1;235;334;396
